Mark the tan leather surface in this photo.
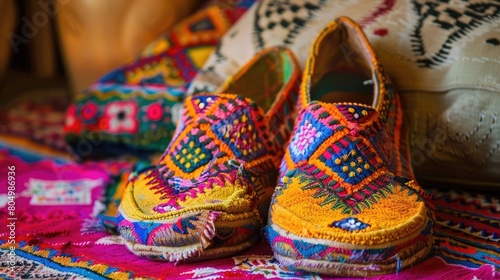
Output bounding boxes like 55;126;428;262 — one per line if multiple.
56;0;202;94
0;0;16;79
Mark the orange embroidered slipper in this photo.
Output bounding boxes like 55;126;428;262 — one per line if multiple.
265;17;434;277
117;47;301;261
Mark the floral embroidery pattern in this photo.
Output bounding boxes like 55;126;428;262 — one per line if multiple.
146;103;164;121
81;102;99;120
104;101;139;134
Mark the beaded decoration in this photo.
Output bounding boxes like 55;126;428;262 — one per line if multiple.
117;47;302;261
265;17;434;277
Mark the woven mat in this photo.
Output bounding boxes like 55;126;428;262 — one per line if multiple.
0;148;498;279
0;96;499;279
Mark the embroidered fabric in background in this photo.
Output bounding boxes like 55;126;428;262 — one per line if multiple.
64;0;256;159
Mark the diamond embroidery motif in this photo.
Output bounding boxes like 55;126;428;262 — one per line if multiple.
289;112;333;163
337;105;373;122
300;168;395;215
211;107;267;161
324;137;376;185
171;131;213;173
330;217;369;231
191;95;217;114
290;120;321;153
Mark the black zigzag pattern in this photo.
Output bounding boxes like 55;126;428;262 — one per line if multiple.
252;0;326;49
411;0;500;68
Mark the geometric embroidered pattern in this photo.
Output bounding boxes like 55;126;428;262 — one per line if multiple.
321;136;377;185
212;106;267;161
337;104;373;122
191;95;218;114
117;46;301;263
289;111;333;163
63;4;241;158
253;0;326;48
266;17;433;277
300;170;395;215
330;217;370;231
170;130;213;173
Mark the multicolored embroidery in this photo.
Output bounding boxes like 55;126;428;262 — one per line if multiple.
331;217;370;231
266;17;434;277
189;0;500;188
117;47;302;262
0;243;133;280
104;101;139;134
170;130;214;174
288;111;335;163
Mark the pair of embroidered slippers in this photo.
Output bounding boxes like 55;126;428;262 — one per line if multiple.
117;17;434;277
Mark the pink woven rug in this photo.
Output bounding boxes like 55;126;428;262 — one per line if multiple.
1;149;499;279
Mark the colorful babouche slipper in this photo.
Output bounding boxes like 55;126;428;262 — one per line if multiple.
265;17;434;277
117;47;301;261
63;0;255;159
